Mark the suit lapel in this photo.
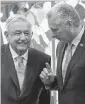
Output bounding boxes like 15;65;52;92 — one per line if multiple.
63;32;85;87
57;42;67;89
6;44;20;90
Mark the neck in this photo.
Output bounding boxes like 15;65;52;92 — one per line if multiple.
17;50;27;56
72;25;82;40
9;44;28;56
76;25;82;35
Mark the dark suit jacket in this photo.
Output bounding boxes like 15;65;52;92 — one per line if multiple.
52;30;85;104
1;44;50;104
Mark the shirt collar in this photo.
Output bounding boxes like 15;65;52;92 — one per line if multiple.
72;26;84;47
22;49;28;60
9;45;28;60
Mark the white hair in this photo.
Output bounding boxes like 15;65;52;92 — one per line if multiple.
6;14;32;31
47;2;80;28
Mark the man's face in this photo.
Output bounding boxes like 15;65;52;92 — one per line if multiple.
6;20;32;55
48;17;75;43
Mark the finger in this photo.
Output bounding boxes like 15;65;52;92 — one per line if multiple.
43;68;49;75
40;73;45;79
46;62;50;69
43;69;52;79
40;71;50;80
45;63;52;73
41;71;48;78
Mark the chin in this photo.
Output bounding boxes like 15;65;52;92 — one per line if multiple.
17;46;28;51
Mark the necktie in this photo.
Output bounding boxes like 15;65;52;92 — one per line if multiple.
62;43;73;82
16;56;25;90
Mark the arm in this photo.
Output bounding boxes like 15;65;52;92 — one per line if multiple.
39;86;50;104
40;63;58;90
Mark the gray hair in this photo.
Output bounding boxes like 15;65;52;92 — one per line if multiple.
6;14;32;31
47;2;80;28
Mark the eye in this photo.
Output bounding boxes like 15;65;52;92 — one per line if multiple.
24;31;30;36
14;31;22;36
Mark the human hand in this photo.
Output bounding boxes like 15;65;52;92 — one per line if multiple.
40;62;55;85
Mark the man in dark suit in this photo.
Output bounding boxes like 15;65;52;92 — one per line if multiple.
40;2;85;104
1;14;50;104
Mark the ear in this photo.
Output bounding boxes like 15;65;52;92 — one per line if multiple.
67;20;72;28
4;31;8;37
4;31;9;41
30;31;33;38
67;21;73;28
31;32;33;36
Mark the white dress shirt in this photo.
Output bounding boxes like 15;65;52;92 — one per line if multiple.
9;45;28;90
62;26;84;79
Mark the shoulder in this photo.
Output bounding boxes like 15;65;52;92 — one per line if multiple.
29;48;51;62
1;44;10;64
29;48;50;57
1;44;9;55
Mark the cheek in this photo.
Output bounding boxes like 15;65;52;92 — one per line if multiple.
62;31;73;42
27;36;32;41
61;29;71;37
9;36;19;44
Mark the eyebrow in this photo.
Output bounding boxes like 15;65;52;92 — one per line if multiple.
15;30;30;32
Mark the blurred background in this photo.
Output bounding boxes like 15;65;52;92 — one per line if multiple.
0;0;85;104
1;0;85;55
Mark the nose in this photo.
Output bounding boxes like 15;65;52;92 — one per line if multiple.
20;32;26;40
